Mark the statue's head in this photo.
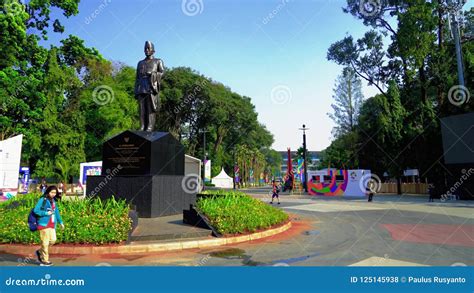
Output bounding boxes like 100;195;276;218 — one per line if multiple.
144;41;155;57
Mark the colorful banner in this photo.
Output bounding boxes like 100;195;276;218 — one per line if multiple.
307;169;368;197
79;161;102;196
297;159;305;182
204;160;211;182
297;159;304;177
234;165;240;183
19;167;30;194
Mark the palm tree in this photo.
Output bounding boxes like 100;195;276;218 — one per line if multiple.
54;157;75;193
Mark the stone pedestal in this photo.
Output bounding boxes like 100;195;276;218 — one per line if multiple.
86;130;196;217
87;175;195;218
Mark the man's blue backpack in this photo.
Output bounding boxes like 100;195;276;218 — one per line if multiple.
28;197;47;232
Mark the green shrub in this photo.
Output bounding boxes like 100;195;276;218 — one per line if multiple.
197;190;288;235
0;193;131;245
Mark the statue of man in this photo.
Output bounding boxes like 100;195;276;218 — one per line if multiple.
135;41;164;132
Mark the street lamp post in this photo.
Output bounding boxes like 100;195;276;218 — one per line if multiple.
299;124;309;193
447;0;466;86
233;148;236;190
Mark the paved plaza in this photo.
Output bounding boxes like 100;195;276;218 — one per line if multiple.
1;188;472;267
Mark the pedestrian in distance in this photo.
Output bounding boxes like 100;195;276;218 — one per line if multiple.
57;181;64;201
33;186;65;266
428;184;435;202
40;178;47;194
367;181;375;202
270;180;280;205
368;191;374;202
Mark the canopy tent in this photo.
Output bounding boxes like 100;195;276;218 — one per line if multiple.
212;168;233;189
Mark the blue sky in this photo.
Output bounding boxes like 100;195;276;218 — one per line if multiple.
42;0;467;151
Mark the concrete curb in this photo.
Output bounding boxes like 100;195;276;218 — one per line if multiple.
0;221;292;256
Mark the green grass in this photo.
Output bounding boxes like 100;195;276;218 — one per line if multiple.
197;190;288;235
0;193;131;245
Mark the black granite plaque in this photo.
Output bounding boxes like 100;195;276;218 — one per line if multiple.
102;130;184;176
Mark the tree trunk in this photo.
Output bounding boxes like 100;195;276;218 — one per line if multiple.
348;77;354;132
213;127;226;154
437;2;445;107
419;63;427;103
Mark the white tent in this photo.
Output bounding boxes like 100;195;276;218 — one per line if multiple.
212;168;233;188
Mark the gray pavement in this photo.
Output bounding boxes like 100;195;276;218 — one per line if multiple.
1;187;472;267
130;214;211;242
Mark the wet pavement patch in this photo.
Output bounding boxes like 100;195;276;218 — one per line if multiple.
61;257;78;263
207;247;320;266
100;254;146;261
303;230;320;236
209;248;246;259
208;248;265;266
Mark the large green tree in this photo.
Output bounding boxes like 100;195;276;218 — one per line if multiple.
325;0;473;191
0;0;282;182
0;0;85;179
328;67;364;137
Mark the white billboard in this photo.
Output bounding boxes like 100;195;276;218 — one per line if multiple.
0;134;23;198
204;160;211;182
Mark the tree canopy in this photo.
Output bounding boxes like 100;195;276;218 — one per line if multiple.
0;0;279;181
323;1;473;188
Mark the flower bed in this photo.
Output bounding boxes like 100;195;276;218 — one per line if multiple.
197;190;288;235
0;193;131;245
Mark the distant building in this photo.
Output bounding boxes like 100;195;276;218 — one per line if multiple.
279;151;322;175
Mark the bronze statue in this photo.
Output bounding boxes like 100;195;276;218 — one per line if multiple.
135;41;164;132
